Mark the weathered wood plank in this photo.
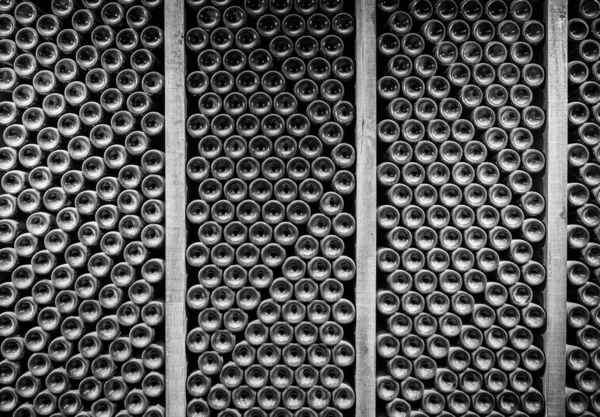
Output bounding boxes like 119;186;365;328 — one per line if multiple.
164;2;187;416
355;1;377;416
544;1;568;416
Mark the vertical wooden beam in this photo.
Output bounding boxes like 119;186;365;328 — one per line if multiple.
164;2;187;416
355;1;377;416
544;1;568;415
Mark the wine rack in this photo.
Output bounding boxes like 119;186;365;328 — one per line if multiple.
0;0;166;416
565;0;600;415
0;0;583;416
375;1;547;416
184;2;358;416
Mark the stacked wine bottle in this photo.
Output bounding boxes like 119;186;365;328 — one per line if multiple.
184;1;358;416
0;1;166;416
375;1;547;416
566;1;600;416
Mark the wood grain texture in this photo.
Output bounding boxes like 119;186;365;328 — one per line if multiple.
355;1;377;416
544;1;568;416
164;2;187;416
